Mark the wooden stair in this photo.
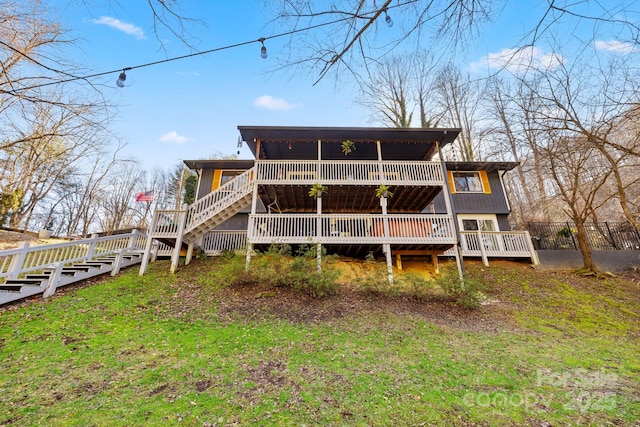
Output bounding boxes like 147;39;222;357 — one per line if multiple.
0;252;143;305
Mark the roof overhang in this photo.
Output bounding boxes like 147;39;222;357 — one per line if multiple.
445;161;519;172
183;159;255;170
238;126;461;161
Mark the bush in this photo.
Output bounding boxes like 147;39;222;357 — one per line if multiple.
240;245;341;297
435;265;486;309
401;273;436;299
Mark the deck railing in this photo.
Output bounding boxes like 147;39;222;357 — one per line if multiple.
149;209;184;237
201;231;248;255
255;160;444;186
248;213;456;244
445;230;539;265
0;230;147;281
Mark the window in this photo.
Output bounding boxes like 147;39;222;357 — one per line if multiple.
212;170;245;191
461;219;496;232
452;171;483;193
220;170;243;185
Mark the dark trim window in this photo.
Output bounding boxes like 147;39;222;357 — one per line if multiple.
452;171;483;193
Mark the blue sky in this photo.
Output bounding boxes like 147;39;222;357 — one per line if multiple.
51;0;636;171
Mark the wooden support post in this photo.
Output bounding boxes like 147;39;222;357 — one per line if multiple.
43;262;64;299
395;253;403;270
86;234;99;261
384;244;393;284
127;230;137;250
151;241;158;263
525;230;540;266
170;204;188;274
478;230;489;266
245;243;253;271
112;250;125;276
185;242;195;265
139;212;158;276
7;242;29;280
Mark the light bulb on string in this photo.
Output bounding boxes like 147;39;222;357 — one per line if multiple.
384;9;393;27
259;38;268;59
116;68;131;88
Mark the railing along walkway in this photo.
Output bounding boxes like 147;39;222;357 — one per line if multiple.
0;230;148;305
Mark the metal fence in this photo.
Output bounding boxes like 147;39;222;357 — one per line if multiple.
527;221;640;250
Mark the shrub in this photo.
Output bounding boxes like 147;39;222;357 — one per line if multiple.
352;260;399;295
238;245;341;297
401;273;436;299
434;265;486;309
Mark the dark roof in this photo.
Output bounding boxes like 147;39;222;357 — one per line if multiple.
183;159;255;170
238;126;461;161
446;161;519;172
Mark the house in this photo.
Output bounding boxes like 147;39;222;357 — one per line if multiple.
139;126;538;280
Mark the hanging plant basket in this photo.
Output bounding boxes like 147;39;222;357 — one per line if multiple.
341;139;356;155
375;184;393;198
308;183;327;198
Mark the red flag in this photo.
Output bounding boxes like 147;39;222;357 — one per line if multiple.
135;190;154;202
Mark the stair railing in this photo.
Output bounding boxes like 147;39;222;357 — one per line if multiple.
185;167;256;233
0;230;147;282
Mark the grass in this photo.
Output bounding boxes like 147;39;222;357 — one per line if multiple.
1;257;639;426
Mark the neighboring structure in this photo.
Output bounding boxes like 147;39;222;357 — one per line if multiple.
140;126;538;280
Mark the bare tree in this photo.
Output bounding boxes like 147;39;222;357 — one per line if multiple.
98;162;145;233
431;64;486;161
544;134;614;274
520;53;640;231
485;77;558;224
359;56;414;127
266;1;639;84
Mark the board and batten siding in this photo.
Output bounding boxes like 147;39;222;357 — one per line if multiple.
196;169;215;200
431;170;511;215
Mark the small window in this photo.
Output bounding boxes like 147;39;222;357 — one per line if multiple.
452;171;484;193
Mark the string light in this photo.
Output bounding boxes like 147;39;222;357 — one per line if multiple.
384;9;393;27
116;68;130;87
1;0;417;92
259;38;268;59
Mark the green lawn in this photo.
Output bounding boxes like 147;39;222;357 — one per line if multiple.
1;257;638;426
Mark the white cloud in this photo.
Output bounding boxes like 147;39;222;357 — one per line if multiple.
594;40;637;54
90;16;145;40
469;46;563;74
159;131;189;144
253;95;299;111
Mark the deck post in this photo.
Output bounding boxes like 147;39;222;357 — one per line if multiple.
478;230;489;266
42;262;64;299
170;204;188;274
246;159;261;271
436;139;464;282
86;234;99;261
245;243;253;271
7;242;29;280
380;196;394;284
139;211;158;276
525;230;540;266
316;192;323;272
185;242;195;265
